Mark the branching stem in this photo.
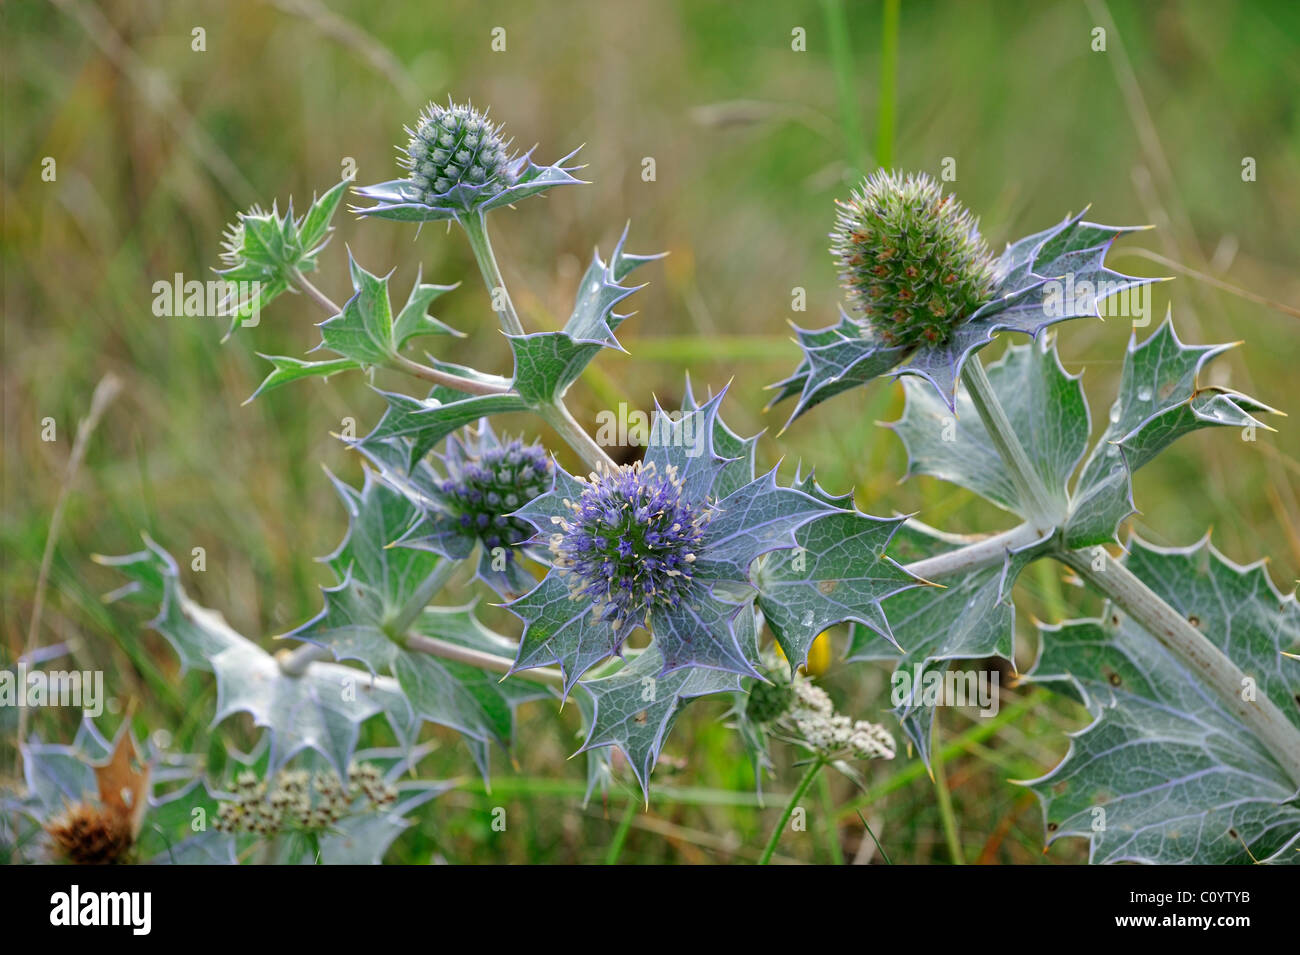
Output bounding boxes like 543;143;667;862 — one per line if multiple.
902;522;1043;582
403;633;562;687
959;357;1061;530
457;211;616;472
953;353;1300;788
290;269;339;315
289;269;504;395
537;400;617;473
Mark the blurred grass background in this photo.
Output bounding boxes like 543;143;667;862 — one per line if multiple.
4;0;1300;863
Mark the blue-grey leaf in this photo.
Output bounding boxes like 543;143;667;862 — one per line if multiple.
847;521;1050;765
1064;317;1278;548
890;337;1089;519
1024;537;1300;864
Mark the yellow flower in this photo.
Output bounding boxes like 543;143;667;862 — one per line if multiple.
774;629;834;677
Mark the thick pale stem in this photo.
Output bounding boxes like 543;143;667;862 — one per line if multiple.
460;211;525;338
279;558;564;686
537;401;616;473
404;633;563;687
290;269;339;315
390;353;509;396
1060;548;1300;789
959;358;1061;530
278;642;329;677
280;559;457;677
386;558;459;638
279;632;563;687
902;522;1043;583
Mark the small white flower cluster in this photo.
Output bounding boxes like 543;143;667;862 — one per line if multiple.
782;681;896;761
213;763;397;835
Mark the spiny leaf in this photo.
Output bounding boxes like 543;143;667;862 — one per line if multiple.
353;147;587;223
290;473;551;759
641;390;733;502
298;179;350;253
754;489;918;670
576;607;754;796
506;572;626;696
1025;537;1300;864
682;375;759;499
353;388;529;472
890;337;1089;519
318;255;396;365
775;210;1161;418
648;587;757;677
692;468;839;582
317;256;458;369
392;271;461;348
97;538;415;777
563;224;663;349
847;522;1050;765
509;224;662;405
775;312;909;423
246;355;358;403
1064;316;1278;548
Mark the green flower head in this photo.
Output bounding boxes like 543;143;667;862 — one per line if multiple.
772;171;1159;416
402;102;517;204
832;170;996;349
354;98;585;224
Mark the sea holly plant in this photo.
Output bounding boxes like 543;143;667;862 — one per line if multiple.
37;96;1296;864
776;172;1300;864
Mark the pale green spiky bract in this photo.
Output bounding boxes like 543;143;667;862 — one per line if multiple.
402;101;516;204
832;170;996;349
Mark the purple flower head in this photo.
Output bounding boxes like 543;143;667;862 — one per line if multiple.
438;437;551;552
550;460;711;634
507;389;842;693
367;422;553;598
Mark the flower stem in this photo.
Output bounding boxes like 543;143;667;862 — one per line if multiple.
386;558;460;639
758;756;826;865
390;353;509;395
1058;547;1300;788
280;631;562;686
290;269;339;315
959;356;1062;530
403;633;564;687
457;212;613;473
537;400;617;473
460;210;525;337
901;521;1043;583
